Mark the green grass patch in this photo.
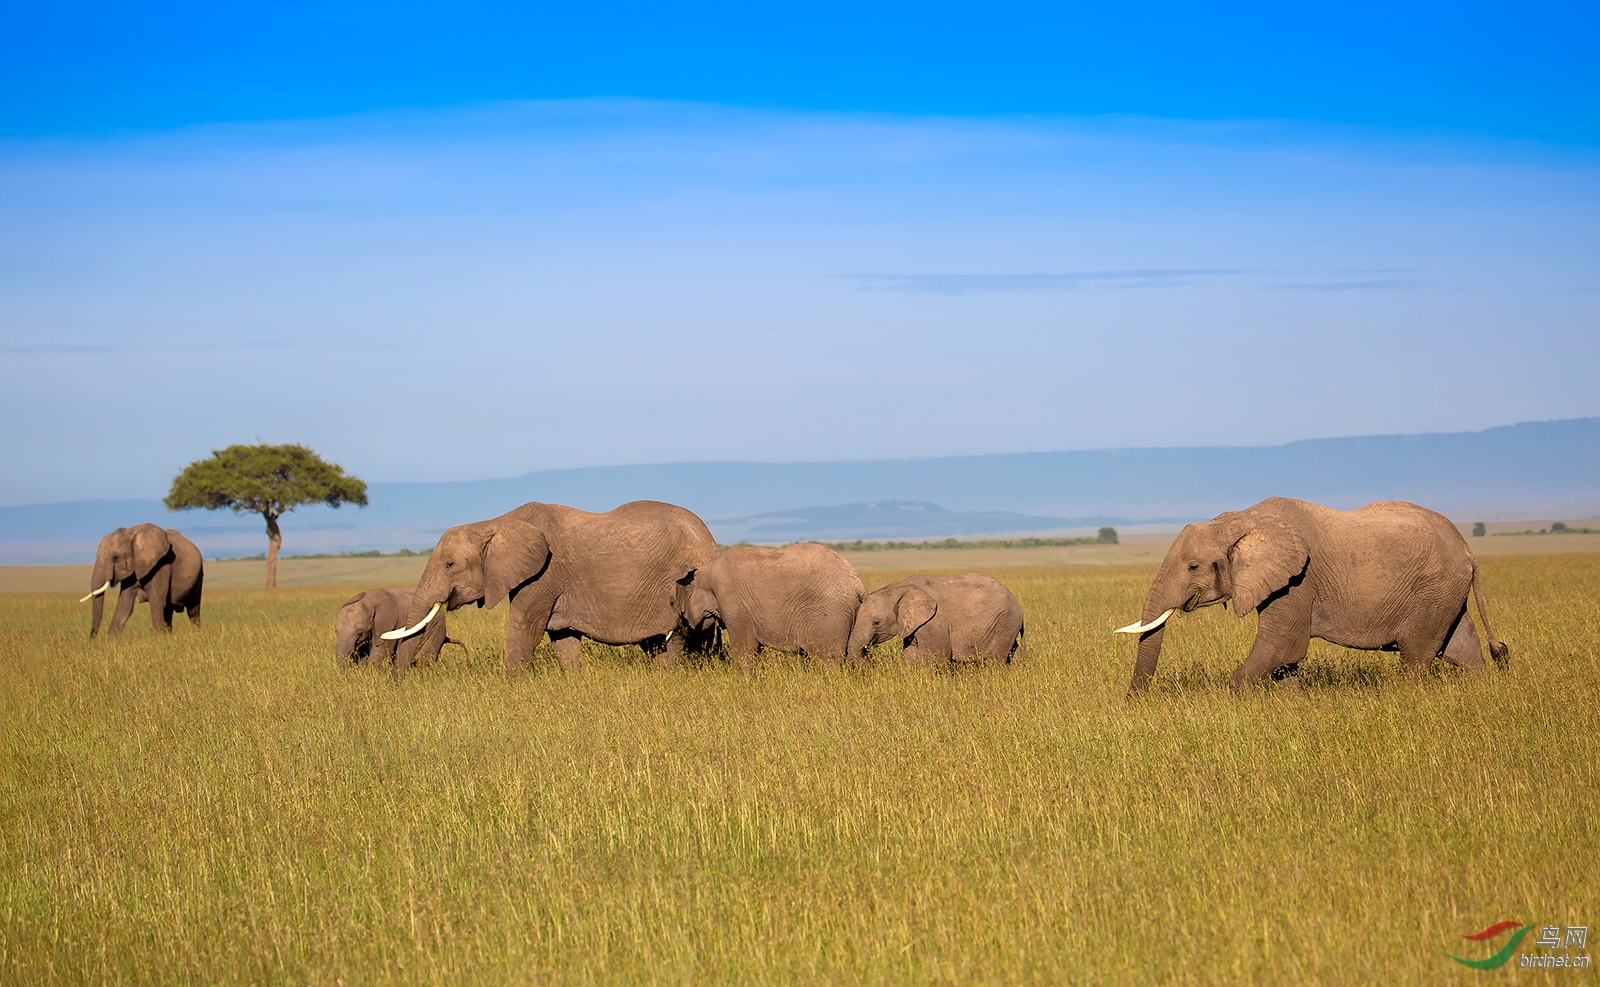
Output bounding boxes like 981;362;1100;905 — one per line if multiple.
2;558;1595;984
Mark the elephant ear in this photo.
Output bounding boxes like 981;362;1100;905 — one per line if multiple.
132;525;172;581
482;519;551;610
1229;518;1310;616
896;587;938;638
342;590;369;608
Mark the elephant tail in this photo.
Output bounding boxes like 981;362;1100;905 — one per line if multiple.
1471;561;1509;665
1010;623;1027;664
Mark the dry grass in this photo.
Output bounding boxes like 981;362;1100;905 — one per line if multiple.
2;556;1596;984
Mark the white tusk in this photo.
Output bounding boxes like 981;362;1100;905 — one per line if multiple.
1114;608;1176;634
80;580;112;603
380;602;442;640
664;630;673;645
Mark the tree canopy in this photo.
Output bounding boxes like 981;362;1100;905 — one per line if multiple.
165;444;367;587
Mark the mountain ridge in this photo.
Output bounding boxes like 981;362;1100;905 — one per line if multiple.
3;417;1596;563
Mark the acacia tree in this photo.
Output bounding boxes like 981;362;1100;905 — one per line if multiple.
165;444;368;588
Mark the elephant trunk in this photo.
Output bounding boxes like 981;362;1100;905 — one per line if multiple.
846;622;875;659
1127;624;1167;695
1123;562;1187;696
88;561;110;637
392;562;451;667
334;616;363;663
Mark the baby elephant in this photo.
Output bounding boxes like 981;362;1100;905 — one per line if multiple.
849;572;1026;665
335;588;462;668
680;543;866;668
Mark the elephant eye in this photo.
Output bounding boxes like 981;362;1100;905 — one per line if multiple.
1188;561;1200;571
445;560;453;568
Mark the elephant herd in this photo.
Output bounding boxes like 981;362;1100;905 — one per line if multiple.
83;496;1510;693
365;500;1026;673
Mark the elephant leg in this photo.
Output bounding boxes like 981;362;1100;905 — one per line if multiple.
501;592;555;674
108;584;138;636
145;568;173;632
372;633;398;668
1270;662;1303;691
658;631;686;669
902;637;936;669
724;620;759;673
416;618;448;668
1231;583;1312;691
815;644;845;670
549;631;583;674
1438;604;1487;671
185;599;201;628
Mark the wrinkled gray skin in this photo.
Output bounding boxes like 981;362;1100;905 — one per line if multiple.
849;571;1025;665
1125;498;1509;695
393;500;719;674
86;524;204;637
335;587;462;668
680;543;866;668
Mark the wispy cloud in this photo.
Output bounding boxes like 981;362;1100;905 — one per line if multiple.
0;343;121;354
848;269;1248;294
1261;279;1419;291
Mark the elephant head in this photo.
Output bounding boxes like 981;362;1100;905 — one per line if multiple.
1120;504;1309;694
676;572;719;632
335;590;378;663
84;523;172;637
384;518;550;663
848;582;937;657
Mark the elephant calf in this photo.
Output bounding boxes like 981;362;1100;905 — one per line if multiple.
336;587;461;668
850;572;1026;665
681;543;866;667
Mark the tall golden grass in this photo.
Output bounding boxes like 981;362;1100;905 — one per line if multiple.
2;556;1595;984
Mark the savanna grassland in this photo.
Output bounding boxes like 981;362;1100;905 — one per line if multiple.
2;556;1596;985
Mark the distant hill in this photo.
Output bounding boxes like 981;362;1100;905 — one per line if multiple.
3;417;1596;563
711;501;1157;542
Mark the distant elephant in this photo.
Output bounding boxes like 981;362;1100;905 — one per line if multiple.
849;572;1025;665
335;587;463;668
680;543;866;668
385;500;719;674
81;523;204;637
1116;497;1508;694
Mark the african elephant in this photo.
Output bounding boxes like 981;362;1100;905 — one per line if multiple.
679;543;866;668
81;524;204;637
385;500;718;674
335;587;462;668
849;572;1025;665
1116;497;1508;694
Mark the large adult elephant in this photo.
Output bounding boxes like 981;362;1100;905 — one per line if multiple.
1116;497;1508;694
384;500;718;673
81;524;204;637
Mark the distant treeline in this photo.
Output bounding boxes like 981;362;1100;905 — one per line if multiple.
1492;522;1598;536
211;548;434;561
741;528;1121;553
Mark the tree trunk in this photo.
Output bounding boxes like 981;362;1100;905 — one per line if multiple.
264;511;282;588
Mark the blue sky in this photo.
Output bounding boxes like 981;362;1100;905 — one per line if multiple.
2;2;1598;504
